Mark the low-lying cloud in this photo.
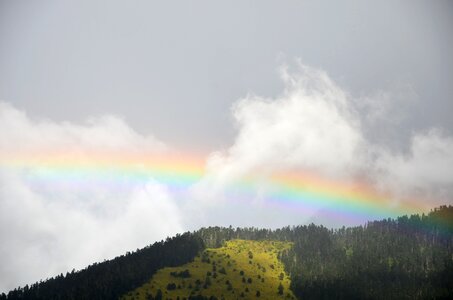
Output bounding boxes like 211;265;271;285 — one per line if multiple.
374;129;453;201
0;103;183;292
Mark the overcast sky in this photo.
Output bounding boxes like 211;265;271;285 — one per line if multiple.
1;1;452;153
1;0;453;293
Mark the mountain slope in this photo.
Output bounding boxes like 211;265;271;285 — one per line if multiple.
121;240;295;300
3;205;453;299
2;233;204;300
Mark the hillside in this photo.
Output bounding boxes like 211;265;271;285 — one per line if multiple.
2;205;453;299
121;240;295;300
1;233;205;300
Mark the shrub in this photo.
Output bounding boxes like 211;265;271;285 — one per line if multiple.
170;269;191;278
278;283;284;295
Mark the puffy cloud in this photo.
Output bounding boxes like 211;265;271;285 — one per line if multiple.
0;102;166;155
190;64;370;226
198;65;365;195
196;62;453;219
0;103;182;292
197;63;366;202
374;129;453;202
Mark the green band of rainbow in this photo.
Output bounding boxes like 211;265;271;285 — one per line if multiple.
0;151;428;223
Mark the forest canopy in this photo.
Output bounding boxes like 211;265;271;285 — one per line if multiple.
2;206;452;300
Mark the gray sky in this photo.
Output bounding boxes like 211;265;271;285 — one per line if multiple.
1;0;453;293
1;0;452;153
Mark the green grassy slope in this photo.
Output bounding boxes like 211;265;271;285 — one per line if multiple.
121;239;296;300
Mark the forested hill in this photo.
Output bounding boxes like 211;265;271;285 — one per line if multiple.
2;233;205;300
197;206;453;299
3;205;453;300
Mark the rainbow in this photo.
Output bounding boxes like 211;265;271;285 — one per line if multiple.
0;150;429;224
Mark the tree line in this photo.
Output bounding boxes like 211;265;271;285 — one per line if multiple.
196;206;453;299
2;205;452;299
2;233;204;300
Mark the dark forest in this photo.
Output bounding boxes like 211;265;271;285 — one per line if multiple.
3;206;452;300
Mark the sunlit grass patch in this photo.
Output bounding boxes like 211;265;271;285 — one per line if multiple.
121;239;295;300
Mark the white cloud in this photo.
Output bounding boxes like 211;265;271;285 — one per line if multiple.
374;129;453;202
0;103;182;292
195;62;453;223
0;102;166;155
196;64;365;197
195;63;367;205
